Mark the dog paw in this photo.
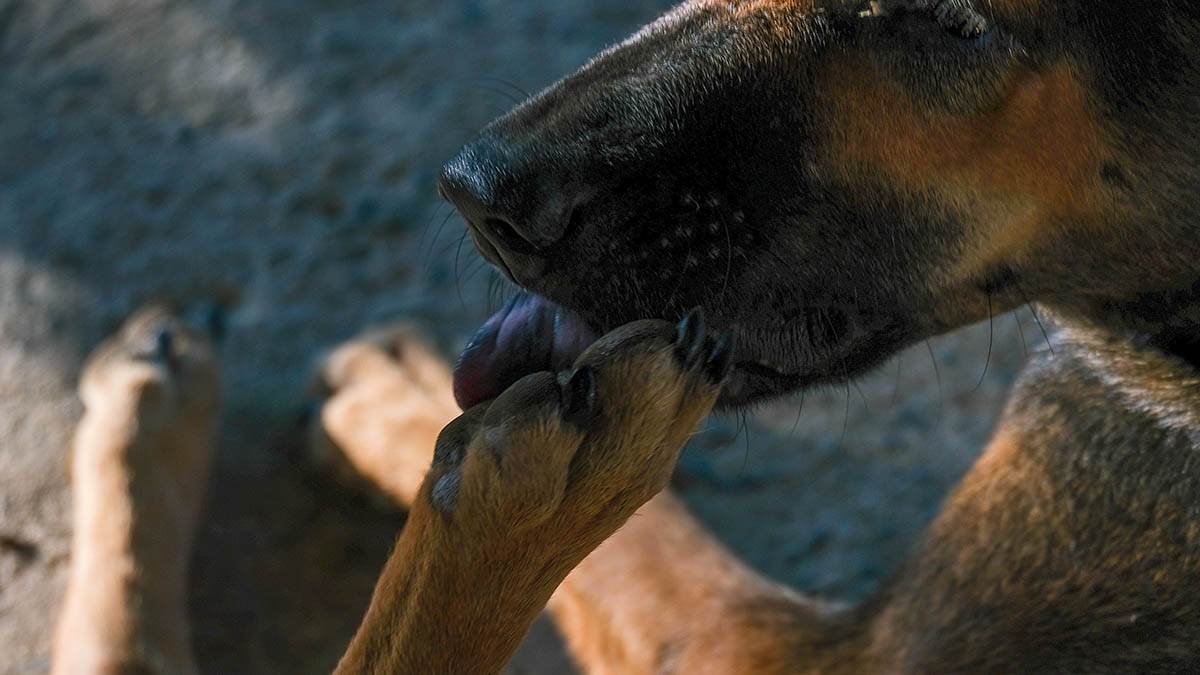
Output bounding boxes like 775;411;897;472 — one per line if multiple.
420;311;730;556
73;306;221;518
307;325;460;507
79;305;220;427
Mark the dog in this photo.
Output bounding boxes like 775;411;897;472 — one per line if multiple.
338;0;1200;671
54;0;1200;673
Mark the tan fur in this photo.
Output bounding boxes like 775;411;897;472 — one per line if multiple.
820;57;1116;282
52;308;219;675
549;492;866;675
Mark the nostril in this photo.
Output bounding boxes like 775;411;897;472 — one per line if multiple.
483;217;542;255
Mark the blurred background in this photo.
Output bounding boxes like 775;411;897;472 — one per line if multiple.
0;0;1044;672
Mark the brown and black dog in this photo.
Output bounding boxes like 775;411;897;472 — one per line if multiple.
331;0;1200;672
54;0;1200;673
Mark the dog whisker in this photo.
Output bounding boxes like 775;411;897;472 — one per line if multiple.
837;379;851;454
891;353;904;406
925;338;944;431
788;389;808;440
1015;279;1055;356
973;291;995;392
419;204;454;272
453;229;473;311
1013;307;1030;357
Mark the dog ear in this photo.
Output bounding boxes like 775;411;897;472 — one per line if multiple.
870;0;989;39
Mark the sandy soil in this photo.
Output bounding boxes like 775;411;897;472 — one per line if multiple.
0;0;1043;672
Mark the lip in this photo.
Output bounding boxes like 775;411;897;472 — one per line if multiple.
468;226;520;285
468;224;551;290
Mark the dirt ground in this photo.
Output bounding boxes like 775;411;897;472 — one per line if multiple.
0;1;1044;672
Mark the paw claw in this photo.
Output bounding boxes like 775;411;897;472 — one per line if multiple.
155;328;175;363
675;308;707;369
561;365;598;428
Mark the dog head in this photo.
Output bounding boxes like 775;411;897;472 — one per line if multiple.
442;0;1200;405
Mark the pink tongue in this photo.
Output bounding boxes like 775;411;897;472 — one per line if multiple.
453;293;599;410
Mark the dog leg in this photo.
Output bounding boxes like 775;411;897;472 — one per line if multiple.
548;490;870;674
315;324;868;674
52;307;220;675
331;316;729;673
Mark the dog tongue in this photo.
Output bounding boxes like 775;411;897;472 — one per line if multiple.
453;293;599;410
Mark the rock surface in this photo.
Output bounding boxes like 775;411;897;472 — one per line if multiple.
0;0;1039;672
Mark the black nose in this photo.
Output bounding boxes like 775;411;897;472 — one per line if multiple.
439;136;577;272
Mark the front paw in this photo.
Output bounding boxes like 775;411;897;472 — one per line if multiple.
420;311;730;555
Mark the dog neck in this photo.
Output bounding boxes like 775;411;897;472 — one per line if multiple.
1055;279;1200;363
1045;281;1200;438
